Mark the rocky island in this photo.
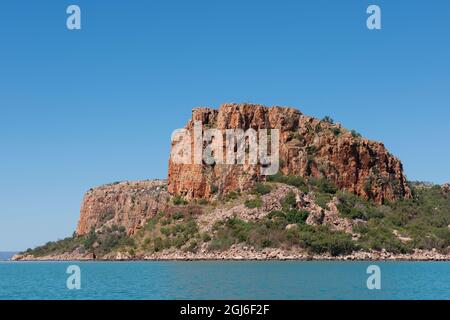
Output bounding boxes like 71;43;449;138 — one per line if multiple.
13;103;450;261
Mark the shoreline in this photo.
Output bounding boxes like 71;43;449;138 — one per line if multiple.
11;247;450;262
8;258;450;262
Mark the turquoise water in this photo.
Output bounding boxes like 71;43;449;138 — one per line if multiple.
0;261;449;300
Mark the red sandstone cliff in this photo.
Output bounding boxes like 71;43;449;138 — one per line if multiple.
168;103;412;204
76;103;412;236
76;180;169;235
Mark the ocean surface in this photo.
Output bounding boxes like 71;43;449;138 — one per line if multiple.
0;252;17;261
0;261;449;300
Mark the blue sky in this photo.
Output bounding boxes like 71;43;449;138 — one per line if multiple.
0;0;449;251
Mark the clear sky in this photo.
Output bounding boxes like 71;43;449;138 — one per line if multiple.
1;0;449;251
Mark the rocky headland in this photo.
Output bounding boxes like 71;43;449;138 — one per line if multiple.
13;104;450;261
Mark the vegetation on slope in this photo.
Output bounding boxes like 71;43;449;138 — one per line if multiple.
25;225;132;257
24;178;450;258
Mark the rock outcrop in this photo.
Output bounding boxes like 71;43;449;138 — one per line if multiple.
304;196;354;234
76;180;169;236
75;103;412;237
168;103;412;204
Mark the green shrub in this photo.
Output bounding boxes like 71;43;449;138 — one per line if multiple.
172;235;187;249
267;172;306;188
201;233;212;242
253;183;272;195
186;241;199;253
322;116;334;124
120;237;135;248
224;191;239;202
172;195;188;205
331;127;341;137
211;184;219;194
313;178;338;194
83;228;97;250
364;178;372;195
160;226;170;236
139;217;201;252
297;225;357;256
225;217;252;242
386;211;410;227
95;226;129;254
267;172;284;182
336;191;372;220
209;235;234;251
184;219;199;235
306;145;318;156
267;210;286;220
357;221;411;254
281;191;297;210
285;209;309;224
328;234;357;256
26;234;85;257
315;193;332;209
245;197;263;209
172;212;184;220
351;130;362;138
261;239;273;248
315;124;322;133
153;237;163;252
367;205;390;219
197;198;209;205
285;176;307;188
161;217;172;226
352;222;369;234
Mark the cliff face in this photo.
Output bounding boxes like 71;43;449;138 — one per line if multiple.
168;103;412;204
76;103;412;236
76;180;169;236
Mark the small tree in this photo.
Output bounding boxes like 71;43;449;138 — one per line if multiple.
322;116;334;124
351;129;362;138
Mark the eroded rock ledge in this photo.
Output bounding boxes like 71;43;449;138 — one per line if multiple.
76;180;169;236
